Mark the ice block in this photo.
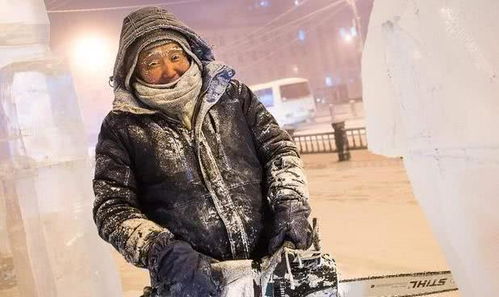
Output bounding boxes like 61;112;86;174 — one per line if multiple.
362;0;499;296
0;0;124;296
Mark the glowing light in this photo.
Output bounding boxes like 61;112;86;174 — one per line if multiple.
339;28;347;37
298;29;306;41
325;75;334;87
71;35;112;71
339;27;355;43
259;0;269;7
350;26;358;37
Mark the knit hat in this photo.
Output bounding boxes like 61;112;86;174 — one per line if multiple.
124;29;203;90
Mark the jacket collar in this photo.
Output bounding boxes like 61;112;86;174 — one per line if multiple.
194;62;234;133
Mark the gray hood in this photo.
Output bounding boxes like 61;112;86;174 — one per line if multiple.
110;6;223;115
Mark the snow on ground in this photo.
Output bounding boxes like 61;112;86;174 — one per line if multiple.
113;150;460;297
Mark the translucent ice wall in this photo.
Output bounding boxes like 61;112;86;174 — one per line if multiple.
362;0;499;296
0;0;123;296
0;0;50;68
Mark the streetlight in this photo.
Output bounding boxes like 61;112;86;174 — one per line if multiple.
345;0;364;51
71;35;113;72
339;27;355;43
298;29;306;41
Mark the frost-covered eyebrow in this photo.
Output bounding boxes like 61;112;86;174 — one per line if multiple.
143;46;184;59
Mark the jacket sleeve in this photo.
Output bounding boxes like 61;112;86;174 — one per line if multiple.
92;114;172;269
236;81;311;214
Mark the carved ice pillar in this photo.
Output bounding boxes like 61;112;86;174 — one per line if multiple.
0;0;123;296
362;0;499;296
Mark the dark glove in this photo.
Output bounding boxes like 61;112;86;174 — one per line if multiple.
148;234;220;297
268;200;313;255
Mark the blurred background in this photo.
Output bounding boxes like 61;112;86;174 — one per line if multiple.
44;0;372;146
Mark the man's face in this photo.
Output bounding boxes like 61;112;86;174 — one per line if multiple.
136;41;191;84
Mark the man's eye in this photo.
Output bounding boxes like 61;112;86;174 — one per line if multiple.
171;54;180;61
147;61;159;68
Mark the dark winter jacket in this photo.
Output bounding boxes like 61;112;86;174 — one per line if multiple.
92;7;310;271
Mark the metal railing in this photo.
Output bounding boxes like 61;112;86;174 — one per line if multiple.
292;127;367;154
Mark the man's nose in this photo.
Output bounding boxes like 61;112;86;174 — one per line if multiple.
161;61;178;80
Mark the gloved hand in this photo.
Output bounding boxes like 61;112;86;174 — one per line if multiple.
268;200;313;255
148;235;220;297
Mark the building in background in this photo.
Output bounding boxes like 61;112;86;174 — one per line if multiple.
194;0;372;107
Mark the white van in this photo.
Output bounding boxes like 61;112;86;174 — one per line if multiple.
249;78;316;128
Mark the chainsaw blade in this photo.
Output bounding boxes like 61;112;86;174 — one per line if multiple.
338;270;458;297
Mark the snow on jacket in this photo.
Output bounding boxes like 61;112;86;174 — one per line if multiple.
92;7;311;270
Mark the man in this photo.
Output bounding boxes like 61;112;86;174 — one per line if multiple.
93;6;313;296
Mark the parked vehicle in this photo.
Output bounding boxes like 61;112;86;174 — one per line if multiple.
250;78;316;128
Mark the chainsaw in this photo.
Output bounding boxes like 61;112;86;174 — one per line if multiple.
215;217;459;297
142;218;459;297
258;245;457;297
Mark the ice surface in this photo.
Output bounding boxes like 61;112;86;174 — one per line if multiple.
0;0;50;67
362;0;499;296
0;59;124;297
0;1;123;296
0;0;48;25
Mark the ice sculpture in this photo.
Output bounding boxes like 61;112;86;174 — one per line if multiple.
0;0;123;296
362;0;499;296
